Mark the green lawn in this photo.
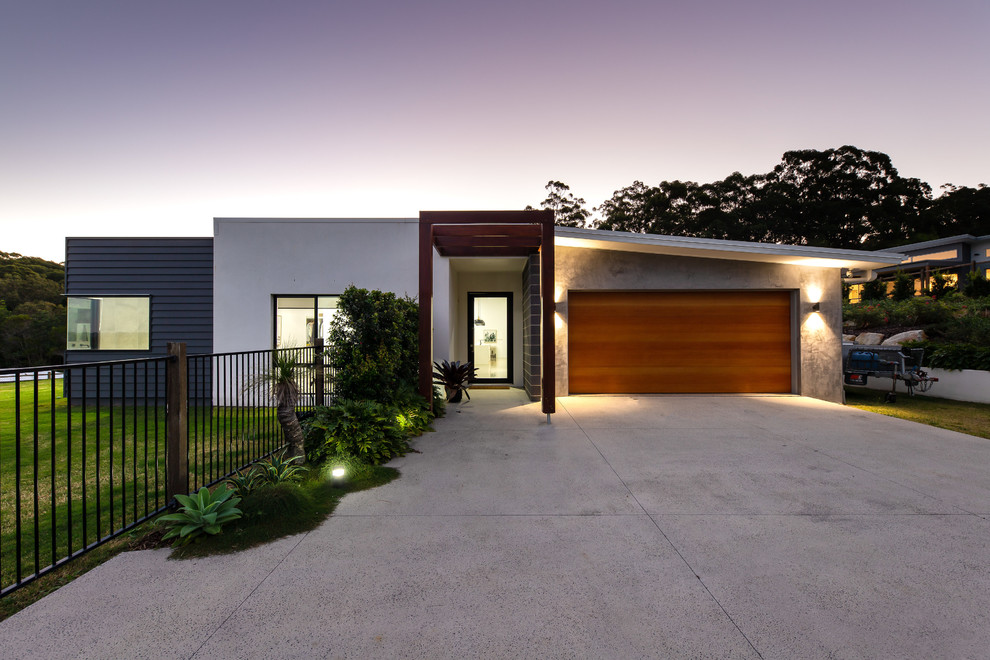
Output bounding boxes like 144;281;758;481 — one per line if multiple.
0;378;283;594
844;386;990;440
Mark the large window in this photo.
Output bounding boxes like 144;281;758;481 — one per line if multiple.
274;295;339;349
66;296;150;350
904;249;958;264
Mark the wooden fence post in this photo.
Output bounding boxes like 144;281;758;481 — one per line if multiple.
166;342;188;502
314;337;325;407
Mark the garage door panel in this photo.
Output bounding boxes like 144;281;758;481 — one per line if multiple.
568;291;792;394
570;327;791;349
568;365;792;394
571;318;789;344
569;346;792;369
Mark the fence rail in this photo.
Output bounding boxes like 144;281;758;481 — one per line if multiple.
0;343;332;596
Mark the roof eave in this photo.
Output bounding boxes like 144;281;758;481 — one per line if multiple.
553;227;904;270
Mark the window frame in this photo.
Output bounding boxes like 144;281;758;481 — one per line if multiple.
271;294;340;349
65;294;152;351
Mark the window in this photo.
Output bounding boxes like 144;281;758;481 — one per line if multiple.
66;296;150;350
274;295;339;349
904;249;958;264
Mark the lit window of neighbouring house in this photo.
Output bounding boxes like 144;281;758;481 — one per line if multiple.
274;295;339;349
903;249;958;264
66;296;150;350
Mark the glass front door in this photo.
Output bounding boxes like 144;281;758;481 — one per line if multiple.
468;292;513;383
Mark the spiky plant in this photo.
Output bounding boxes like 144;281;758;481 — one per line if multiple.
247;351;307;462
432;360;477;403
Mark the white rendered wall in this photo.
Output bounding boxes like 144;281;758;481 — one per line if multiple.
854;368;990;404
432;254;451;363
213;218;449;359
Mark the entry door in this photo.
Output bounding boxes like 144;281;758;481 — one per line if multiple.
468;292;513;383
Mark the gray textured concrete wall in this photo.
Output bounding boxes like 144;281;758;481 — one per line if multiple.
553;246;843;403
522;253;541;401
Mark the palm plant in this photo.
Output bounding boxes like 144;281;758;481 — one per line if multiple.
432;360;477;403
250;351;307;462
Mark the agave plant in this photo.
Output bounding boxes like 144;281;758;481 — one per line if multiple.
160;484;243;547
226;468;261;498
255;450;306;485
432;360;477;403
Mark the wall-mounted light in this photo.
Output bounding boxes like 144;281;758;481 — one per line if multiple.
811;302;821;313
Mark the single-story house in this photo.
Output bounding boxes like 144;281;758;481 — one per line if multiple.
65;211;904;412
850;234;990;300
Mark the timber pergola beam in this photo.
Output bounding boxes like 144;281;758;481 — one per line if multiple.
418;210;556;416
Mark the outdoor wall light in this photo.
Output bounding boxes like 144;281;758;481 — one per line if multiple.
811;302;821;313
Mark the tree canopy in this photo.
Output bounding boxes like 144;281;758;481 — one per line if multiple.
535;146;987;249
526;180;592;228
0;251;65;367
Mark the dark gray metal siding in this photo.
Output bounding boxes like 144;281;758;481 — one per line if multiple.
64;237;214;361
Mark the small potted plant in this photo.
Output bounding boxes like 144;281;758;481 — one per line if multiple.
432;360;477;403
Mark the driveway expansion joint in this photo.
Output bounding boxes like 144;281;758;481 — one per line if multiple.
558;397;766;659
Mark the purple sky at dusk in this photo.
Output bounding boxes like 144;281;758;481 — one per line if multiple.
2;0;988;263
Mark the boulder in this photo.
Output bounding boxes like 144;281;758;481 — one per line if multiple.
854;332;884;345
842;334;857;343
882;330;927;346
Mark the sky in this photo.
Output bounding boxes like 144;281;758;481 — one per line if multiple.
2;0;988;263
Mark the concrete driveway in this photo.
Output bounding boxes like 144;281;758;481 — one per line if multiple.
1;390;988;659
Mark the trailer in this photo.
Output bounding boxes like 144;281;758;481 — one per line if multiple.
841;343;938;403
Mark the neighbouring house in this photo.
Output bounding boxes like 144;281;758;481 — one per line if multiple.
64;212;903;410
848;234;990;301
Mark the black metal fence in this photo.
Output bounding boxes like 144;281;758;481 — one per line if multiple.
0;343;333;596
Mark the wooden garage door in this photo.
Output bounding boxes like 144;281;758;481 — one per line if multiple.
568;291;792;394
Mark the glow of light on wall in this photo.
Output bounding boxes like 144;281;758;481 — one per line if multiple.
803;311;826;333
806;286;823;304
554;312;563;330
554;286;563;303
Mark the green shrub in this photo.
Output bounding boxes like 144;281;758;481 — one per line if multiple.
889;297;953;326
160;485;243;547
303;387;436;465
328;286;419;404
926;272;955;300
890;271;915;301
238;481;319;521
904;340;990;372
843;296;964;329
963;271;990;299
303;399;410;465
843;301;890;329
934;312;990;345
860;278;888;302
